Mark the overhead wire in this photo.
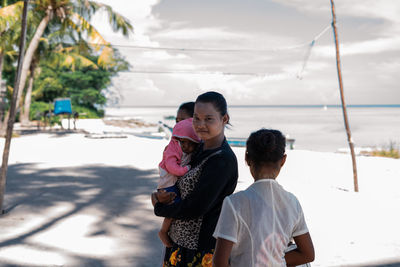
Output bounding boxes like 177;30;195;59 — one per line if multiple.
102;23;333;77
297;24;332;79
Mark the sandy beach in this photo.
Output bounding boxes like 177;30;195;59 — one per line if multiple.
0;119;399;267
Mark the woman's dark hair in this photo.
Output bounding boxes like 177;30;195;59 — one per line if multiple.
195;91;228;117
178;102;195;117
246;129;286;168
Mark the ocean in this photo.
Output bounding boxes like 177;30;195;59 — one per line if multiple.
104;106;400;152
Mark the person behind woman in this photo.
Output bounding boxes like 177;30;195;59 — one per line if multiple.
213;129;315;267
176;101;195;123
152;91;238;266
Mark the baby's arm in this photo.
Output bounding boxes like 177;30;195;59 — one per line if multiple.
164;143;190;176
165;157;189;176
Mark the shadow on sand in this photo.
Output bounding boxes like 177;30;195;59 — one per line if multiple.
0;163;164;267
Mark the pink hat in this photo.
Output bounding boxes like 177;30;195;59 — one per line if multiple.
172;118;200;143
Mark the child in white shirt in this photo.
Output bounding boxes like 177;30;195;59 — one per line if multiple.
213;129;315;267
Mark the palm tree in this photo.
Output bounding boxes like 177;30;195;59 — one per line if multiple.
0;0;22;130
0;0;132;127
20;60;36;125
16;0;132;107
20;42;99;125
0;0;22;83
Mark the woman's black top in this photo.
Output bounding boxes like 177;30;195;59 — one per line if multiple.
154;138;238;251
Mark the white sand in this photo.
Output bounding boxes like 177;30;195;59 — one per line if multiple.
0;119;399;266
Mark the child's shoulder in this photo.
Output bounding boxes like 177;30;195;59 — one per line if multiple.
225;188;252;208
279;187;303;211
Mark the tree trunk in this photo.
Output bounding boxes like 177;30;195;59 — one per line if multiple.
0;111;8;135
0;51;3;82
0;52;4;130
0;53;8;133
0;53;8;134
15;7;51;111
20;64;35;125
330;0;358;192
0;0;29;213
0;52;7;132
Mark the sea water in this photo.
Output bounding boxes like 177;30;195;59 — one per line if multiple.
105;106;400;152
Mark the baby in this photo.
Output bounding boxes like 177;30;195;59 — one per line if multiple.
157;118;200;247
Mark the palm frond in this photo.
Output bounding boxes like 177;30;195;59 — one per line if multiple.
90;1;133;36
97;45;115;69
74;0;133;36
5;50;17;58
0;1;23;33
71;52;98;69
0;1;23;17
66;13;108;50
61;54;75;70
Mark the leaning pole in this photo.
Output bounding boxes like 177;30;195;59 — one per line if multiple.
0;0;29;213
330;0;359;192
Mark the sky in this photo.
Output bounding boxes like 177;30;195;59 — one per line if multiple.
90;0;400;106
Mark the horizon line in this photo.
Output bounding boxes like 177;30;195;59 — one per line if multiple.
108;104;400;108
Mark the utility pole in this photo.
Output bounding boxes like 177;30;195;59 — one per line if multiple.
0;0;29;213
330;0;359;192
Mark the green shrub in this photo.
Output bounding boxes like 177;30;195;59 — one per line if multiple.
367;141;400;159
29;101;104;126
71;105;104;118
29;101;60;125
370;148;400;159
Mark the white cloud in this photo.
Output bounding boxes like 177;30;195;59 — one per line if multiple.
342;37;400;55
373;60;400;73
314;37;400;57
91;0;399;106
154;27;250;41
339;1;400;23
90;0;162;46
271;0;328;12
273;0;400;23
141;51;188;60
92;0;160;23
137;79;163;93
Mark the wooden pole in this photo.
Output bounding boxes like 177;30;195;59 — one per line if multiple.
330;0;359;192
0;0;30;213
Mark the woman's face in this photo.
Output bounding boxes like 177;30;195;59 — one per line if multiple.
193;102;228;141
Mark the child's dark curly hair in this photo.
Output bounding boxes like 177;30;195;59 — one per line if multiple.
246;129;286;168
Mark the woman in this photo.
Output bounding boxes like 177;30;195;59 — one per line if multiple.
152;91;238;266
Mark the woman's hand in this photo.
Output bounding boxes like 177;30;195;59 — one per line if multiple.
158;190;176;204
151;192;159;207
152;190;176;206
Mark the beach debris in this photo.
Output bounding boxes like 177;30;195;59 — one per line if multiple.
103;118;157;128
84;132;128;139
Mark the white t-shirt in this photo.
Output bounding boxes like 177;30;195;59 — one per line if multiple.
213;179;309;267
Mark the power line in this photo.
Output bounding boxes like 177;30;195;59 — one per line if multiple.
108;43;308;53
96;24;332;77
89;24;332;54
123;69;297;78
126;70;264;76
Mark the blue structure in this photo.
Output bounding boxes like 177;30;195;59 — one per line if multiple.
54;98;72;115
